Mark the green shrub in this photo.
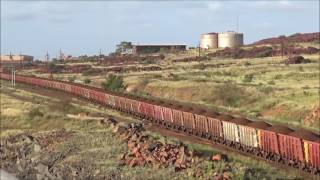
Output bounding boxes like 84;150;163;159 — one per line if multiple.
84;78;91;84
82;68;100;76
273;74;283;80
211;82;253;107
197;63;206;70
258;85;274;94
101;74;125;92
68;76;76;82
268;80;276;85
298;66;304;72
254;47;273;58
242;74;254;83
47;62;64;73
28;108;43;118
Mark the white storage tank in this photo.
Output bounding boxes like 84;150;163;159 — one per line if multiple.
200;33;218;49
218;31;244;48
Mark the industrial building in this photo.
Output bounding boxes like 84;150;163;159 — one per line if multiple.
200;31;244;49
200;33;219;49
0;54;34;62
0;54;34;67
132;44;187;55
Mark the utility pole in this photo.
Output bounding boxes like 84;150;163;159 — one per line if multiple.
45;51;50;62
198;41;201;59
11;67;15;86
281;40;284;60
236;14;239;32
59;48;63;60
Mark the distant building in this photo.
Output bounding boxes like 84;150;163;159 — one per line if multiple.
0;54;34;62
0;54;34;67
132;44;187;55
61;55;79;61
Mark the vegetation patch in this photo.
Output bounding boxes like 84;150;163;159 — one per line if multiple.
101;74;126;92
210;82;256;107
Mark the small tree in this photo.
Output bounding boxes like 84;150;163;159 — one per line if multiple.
115;41;133;55
68;76;76;82
242;74;254;83
84;78;91;84
101;74;125;92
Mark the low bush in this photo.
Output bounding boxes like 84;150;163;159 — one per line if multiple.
273;74;283;80
242;74;254;83
268;80;276;85
257;85;274;94
196;63;206;70
298;66;304;72
211;82;253;107
82;68;101;76
68;76;76;82
28;108;43;118
84;78;91;84
101;74;125;92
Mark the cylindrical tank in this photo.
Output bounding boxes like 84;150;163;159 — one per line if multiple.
200;33;218;49
218;31;243;48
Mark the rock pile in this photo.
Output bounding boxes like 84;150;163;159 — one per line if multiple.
0;129;72;179
111;122;196;171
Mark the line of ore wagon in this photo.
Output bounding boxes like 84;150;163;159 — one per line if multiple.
0;72;319;174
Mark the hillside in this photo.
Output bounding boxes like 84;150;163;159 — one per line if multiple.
253;32;320;45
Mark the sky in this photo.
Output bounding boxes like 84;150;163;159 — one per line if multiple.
1;0;319;59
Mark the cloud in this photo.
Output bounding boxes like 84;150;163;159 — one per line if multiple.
48;17;73;24
1;1;92;22
1;1;46;21
207;2;222;11
251;1;309;12
5;12;37;21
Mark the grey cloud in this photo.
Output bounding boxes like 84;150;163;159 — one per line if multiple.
251;1;313;12
3;12;37;21
48;16;73;24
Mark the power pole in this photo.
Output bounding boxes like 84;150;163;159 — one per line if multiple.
198;41;201;59
59;48;63;60
236;14;239;32
281;40;284;60
11;67;15;86
9;52;13;61
45;51;50;64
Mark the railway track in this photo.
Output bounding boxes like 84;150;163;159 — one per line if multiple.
0;73;319;178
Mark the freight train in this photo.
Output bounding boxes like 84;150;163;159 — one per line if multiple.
0;73;319;174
